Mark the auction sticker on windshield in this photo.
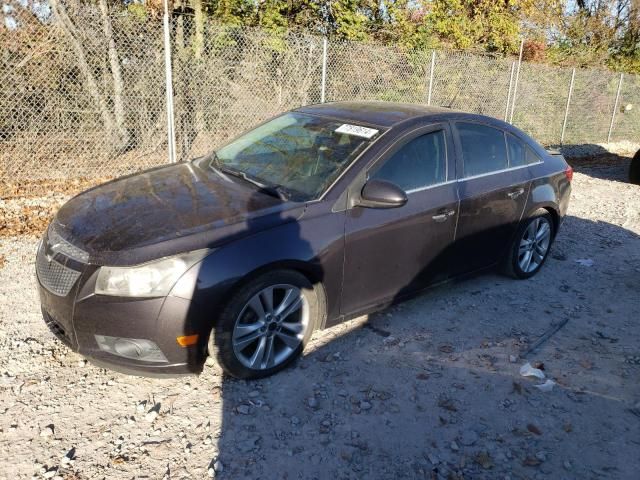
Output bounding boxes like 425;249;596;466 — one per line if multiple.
335;124;379;139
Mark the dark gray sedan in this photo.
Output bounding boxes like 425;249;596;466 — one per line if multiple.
36;101;572;378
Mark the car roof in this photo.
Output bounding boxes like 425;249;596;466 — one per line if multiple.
295;101;462;128
295;100;546;155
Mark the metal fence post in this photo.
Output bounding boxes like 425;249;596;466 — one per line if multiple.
508;39;524;124
560;68;576;145
320;37;328;103
504;61;515;121
162;0;176;163
427;51;436;106
607;73;624;143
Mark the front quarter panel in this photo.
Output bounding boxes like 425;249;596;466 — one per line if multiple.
168;201;345;340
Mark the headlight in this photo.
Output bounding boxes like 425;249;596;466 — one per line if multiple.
95;249;209;297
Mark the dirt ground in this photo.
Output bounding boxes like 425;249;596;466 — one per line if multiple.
0;153;639;480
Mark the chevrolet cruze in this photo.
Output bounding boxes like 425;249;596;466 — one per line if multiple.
36;101;572;378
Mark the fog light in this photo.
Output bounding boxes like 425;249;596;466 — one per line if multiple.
94;335;168;363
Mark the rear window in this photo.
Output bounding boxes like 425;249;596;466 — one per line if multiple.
457;123;508;177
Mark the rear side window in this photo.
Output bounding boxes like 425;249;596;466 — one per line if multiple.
506;134;526;167
507;133;542;167
370;130;447;191
457;123;508;177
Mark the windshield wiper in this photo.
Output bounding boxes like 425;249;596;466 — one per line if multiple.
209;154;290;201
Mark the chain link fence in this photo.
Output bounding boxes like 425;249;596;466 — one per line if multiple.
2;5;640;181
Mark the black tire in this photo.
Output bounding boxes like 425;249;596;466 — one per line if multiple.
503;210;555;279
209;270;321;379
629;150;640;185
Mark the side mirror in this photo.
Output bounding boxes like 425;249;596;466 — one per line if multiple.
358;179;408;209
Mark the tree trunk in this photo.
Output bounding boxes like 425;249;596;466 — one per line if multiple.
98;0;130;152
50;0;117;145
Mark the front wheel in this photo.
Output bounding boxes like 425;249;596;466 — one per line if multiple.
503;211;554;279
209;270;320;379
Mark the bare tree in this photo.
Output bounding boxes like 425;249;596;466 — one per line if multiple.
99;0;130;152
49;0;116;144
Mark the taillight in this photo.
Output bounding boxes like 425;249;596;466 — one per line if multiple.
564;165;573;182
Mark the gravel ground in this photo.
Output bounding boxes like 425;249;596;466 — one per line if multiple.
1;153;639;480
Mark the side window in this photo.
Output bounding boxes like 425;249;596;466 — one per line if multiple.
370;130;447;191
457;123;508;177
507;133;542;167
525;146;542;164
506;133;526;167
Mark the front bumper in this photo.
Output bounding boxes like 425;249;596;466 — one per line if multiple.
36;239;209;376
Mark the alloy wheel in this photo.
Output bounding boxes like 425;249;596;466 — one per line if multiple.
518;217;551;273
232;284;310;370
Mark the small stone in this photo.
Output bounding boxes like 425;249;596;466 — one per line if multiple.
307;397;319;409
459;430;479;446
205;356;216;367
236;404;250;415
509;355;518;363
145;410;158;422
359;401;372;411
61;447;75;464
450;441;460;452
563;460;572;470
427;453;439;465
39;425;54;437
43;468;57;479
213;460;223;473
248;390;260;398
136;402;146;413
535;451;546;462
291;416;300;426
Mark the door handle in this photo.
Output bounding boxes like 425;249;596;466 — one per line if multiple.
432;209;456;222
507;188;525;199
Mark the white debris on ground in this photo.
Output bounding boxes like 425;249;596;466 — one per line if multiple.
1;153;639;479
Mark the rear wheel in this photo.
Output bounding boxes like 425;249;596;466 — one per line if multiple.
209;270;320;379
503;211;554;279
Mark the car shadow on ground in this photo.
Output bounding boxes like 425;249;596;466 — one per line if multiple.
206;212;639;480
559;143;634;183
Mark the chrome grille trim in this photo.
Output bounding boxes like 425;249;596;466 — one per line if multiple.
47;224;89;263
36;226;87;297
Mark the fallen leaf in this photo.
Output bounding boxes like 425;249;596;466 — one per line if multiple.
527;423;542;435
437;397;457;412
523;456;541;467
474;451;494;469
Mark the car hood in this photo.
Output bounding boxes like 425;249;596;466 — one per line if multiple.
54;161;305;265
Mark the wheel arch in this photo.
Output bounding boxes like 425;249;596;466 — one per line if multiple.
222;259;329;330
523;203;560;238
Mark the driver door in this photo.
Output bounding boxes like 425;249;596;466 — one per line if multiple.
341;124;459;316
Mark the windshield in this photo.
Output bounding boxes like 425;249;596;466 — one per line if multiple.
208;112;378;200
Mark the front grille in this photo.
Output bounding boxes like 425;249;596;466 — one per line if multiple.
36;251;81;296
42;309;73;348
36;226;87;297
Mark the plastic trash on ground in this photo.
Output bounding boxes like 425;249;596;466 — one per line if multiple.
519;362;546;379
575;258;594;267
533;379;556;392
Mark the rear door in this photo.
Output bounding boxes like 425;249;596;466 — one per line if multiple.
449;122;532;275
341;124;459;316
